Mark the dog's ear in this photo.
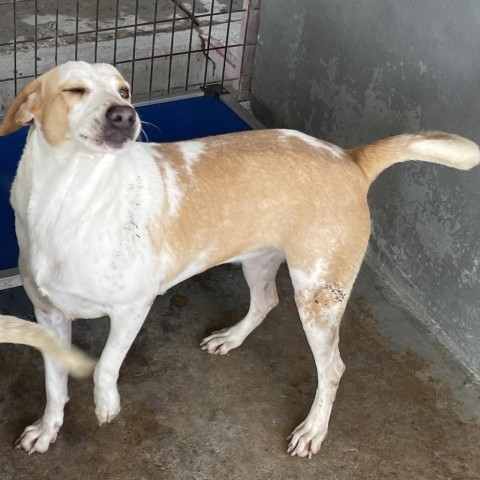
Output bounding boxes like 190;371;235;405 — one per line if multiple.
0;78;42;136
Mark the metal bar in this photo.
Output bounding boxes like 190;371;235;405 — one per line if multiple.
55;0;59;65
0;41;258;86
133;89;204;108
185;0;196;90
131;0;140;93
0;0;31;5
115;42;255;65
0;268;22;290
148;0;159;97
0;9;245;50
113;0;120;65
237;0;253;98
202;0;215;87
220;94;264;129
167;0;177;94
13;0;17;95
94;0;100;62
34;0;37;77
75;0;79;60
221;0;234;86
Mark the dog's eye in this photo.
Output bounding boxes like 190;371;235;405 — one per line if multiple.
64;87;87;95
119;87;130;99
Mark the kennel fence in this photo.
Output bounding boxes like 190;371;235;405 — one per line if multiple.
0;0;262;288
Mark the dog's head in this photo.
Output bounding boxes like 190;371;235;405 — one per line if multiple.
0;61;141;153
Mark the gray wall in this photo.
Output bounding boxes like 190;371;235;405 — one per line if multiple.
251;0;480;378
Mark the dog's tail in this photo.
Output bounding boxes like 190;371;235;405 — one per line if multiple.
349;131;480;186
0;315;95;378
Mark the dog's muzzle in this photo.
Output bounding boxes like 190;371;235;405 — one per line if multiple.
101;105;138;149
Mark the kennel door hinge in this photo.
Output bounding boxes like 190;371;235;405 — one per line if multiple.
202;84;229;98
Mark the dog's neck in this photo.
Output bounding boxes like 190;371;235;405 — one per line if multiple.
16;124;167;234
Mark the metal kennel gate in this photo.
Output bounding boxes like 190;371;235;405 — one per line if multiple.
0;0;260;107
0;0;262;288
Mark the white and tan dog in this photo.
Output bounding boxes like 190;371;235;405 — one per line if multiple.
0;61;478;457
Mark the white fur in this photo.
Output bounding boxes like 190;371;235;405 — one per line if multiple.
161;161;183;216
201;250;284;355
279;129;344;158
287;318;345;458
289;259;329;292
179;140;205;174
403;134;480;170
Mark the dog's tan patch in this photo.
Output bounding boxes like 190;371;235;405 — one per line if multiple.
146;130;371;291
38;70;73;146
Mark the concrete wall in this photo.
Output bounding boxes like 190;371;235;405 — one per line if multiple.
251;0;480;378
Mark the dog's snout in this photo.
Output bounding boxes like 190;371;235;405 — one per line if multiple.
106;105;136;131
100;104;138;149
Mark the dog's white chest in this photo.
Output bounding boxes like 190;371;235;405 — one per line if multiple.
12;141;165;317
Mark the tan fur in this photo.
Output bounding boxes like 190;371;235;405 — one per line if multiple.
149;131;371;292
0;70;75;145
0;79;41;135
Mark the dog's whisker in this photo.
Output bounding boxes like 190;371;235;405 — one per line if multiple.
139;127;149;143
141;120;162;136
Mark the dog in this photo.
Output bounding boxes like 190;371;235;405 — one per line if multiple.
0;61;478;457
0;315;95;377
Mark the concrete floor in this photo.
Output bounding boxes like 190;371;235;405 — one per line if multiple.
0;262;479;479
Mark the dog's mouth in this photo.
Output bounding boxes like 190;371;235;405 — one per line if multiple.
78;131;136;152
100;128;137;150
77;104;140;152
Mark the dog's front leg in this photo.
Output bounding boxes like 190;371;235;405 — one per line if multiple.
16;307;71;454
94;301;151;425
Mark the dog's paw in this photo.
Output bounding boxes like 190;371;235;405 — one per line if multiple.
15;418;61;454
286;419;327;459
200;327;244;355
94;386;121;425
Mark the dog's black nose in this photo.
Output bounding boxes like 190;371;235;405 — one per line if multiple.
106;105;136;131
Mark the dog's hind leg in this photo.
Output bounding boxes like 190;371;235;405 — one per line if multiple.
16;306;71;454
285;255;360;458
201;250;284;355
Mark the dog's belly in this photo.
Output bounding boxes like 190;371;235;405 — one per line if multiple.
33;262;159;319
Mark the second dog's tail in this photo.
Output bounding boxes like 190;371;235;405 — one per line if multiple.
0;315;95;378
349;131;480;186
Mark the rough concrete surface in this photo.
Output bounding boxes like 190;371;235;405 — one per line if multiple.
1;263;479;479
